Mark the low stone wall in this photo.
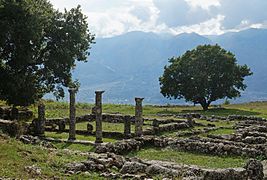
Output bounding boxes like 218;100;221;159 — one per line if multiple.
235;120;267;130
228;115;266;121
96;136;267;158
45;114;132;128
44;115;194;138
171;139;264;158
177;127;221;137
45;127;130;139
157;113;201;119
0;119;27;137
96;138;146;154
157;112;267;122
188;137;267;155
17;134;264;179
19;135;56;148
65;151;263;180
44;120;192;138
197;114;267;122
151;119;186;125
158;122;189;131
0;107;33;120
230;120;267;144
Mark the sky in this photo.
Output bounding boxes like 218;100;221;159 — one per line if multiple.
49;0;267;38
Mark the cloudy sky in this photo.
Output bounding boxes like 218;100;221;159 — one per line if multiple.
49;0;267;37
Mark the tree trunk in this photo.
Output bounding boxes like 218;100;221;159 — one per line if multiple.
202;104;209;111
200;100;210;111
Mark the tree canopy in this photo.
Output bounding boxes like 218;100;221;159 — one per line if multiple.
159;44;252;110
0;0;95;106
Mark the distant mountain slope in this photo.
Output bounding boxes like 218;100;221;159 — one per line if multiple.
209;28;267;102
72;29;267;104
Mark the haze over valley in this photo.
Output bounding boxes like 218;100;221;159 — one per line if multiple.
72;28;267;104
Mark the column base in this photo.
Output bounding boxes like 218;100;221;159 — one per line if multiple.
124;134;132;139
135;133;143;137
37;134;45;139
68;137;76;141
95;139;103;144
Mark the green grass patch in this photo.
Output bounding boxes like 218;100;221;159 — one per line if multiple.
4;100;267;120
128;148;247;169
52;142;95;152
159;127;193;137
207;128;235;136
196;119;236;128
45;132;117;143
0;136;104;179
160;126;209;137
0;100;6;106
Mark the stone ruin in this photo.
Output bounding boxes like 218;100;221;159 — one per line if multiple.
2;90;267;179
0;106;33;120
0;119;24;137
25;90;147;142
64;152;263;180
68;88;77;141
18;133;265;180
95;90;105;143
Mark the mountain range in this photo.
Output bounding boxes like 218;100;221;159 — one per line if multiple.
71;28;267;104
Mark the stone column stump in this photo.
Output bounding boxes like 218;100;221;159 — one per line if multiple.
58;119;66;132
186;114;194;127
152;119;160;135
36;103;45;137
87;123;93;134
135;97;144;137
124;115;131;138
68;88;77;141
95;91;104;143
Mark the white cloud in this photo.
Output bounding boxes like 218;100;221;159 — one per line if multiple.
185;0;220;10
48;0;267;38
170;14;225;35
218;0;267;29
84;1;160;37
49;0;161;37
234;20;265;31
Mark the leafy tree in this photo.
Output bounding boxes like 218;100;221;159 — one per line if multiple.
0;0;94;106
159;44;252;110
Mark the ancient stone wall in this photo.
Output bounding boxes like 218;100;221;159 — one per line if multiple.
95;136;267;158
0;107;33;120
0;119;27;137
65;150;263;180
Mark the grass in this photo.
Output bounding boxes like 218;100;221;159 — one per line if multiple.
0;136;104;179
155;118;236;138
159;126;206;137
208;128;235;135
128;148;248;169
4;100;264;120
223;101;267;118
0;100;5;106
195;119;236;128
2;100;267;178
45;132;117;143
52;142;95;152
30;101;92;119
1;100;266;120
159;129;190;137
200;128;235;137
